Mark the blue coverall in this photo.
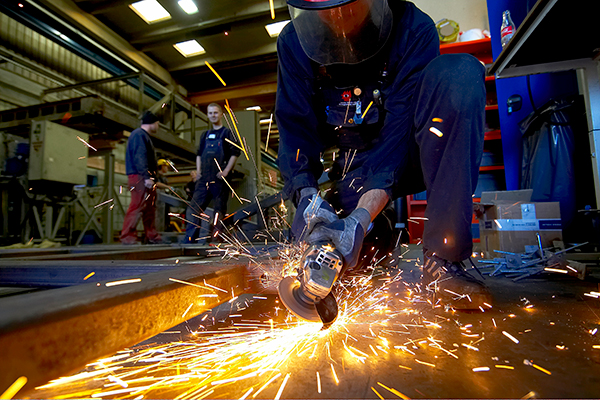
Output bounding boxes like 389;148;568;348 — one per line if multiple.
275;2;486;262
185;126;241;242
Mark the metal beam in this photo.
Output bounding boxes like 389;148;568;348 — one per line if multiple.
0;260;258;395
42;72;139;95
0;260;183;288
79;0;130;15
130;7;289;49
35;0;174;85
12;246;212;261
0;245;218;260
188;81;277;105
224;191;286;225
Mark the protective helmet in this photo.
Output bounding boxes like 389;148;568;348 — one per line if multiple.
157;159;169;167
286;0;393;65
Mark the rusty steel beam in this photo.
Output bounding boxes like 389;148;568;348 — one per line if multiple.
0;245;220;261
187;81;277;105
0;259;272;396
0;260;182;288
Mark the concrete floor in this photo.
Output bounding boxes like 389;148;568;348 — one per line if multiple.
30;245;600;399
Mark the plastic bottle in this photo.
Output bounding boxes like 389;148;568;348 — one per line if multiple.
500;10;516;48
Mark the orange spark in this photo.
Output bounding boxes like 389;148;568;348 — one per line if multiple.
83;272;95;280
105;278;141;287
330;363;339;385
429;126;443;137
1;376;27;399
495;365;514;369
269;0;275;19
377;382;410;399
502;330;519;344
371;387;384;400
205;61;226;86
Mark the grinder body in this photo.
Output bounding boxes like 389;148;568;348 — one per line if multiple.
278;243;344;326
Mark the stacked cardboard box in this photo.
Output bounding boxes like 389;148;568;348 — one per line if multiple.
475;190;562;257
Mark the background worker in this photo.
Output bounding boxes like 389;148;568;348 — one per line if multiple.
185;170;197;201
277;0;490;309
184;103;241;243
120;111;163;245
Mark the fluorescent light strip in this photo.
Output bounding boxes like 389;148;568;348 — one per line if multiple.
265;20;290;38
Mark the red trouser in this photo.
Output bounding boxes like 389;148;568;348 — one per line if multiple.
120;174;159;243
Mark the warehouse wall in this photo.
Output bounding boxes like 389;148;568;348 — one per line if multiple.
0;12;154;112
414;0;489;32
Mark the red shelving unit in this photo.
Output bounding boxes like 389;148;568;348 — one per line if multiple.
439;38;493;64
480;165;505;172
485;129;502;141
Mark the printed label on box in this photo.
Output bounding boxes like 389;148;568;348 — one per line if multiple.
484;219;561;231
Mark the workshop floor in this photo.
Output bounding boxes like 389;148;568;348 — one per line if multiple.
30;245;600;399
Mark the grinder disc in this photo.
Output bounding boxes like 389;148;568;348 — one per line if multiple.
278;276;320;322
315;291;338;329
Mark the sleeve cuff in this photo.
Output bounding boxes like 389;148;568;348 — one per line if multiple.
284;173;319;206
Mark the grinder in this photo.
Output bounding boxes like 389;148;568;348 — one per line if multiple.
278;243;344;328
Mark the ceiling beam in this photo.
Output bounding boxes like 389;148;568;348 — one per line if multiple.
78;0;130;15
130;6;289;48
188;80;277;105
36;0;175;86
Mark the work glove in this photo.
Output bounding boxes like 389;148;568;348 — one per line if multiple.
144;178;155;189
291;188;338;241
306;208;371;270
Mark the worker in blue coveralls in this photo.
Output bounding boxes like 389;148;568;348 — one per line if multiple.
184;103;241;243
277;0;491;309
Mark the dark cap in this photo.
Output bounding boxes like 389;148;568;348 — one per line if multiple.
141;111;159;125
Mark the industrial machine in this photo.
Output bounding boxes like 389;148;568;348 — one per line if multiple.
278;242;344;328
29;120;88;194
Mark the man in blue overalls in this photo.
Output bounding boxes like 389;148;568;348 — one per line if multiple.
277;0;492;309
184;103;241;243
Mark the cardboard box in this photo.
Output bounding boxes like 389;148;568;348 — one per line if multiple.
476;190;562;257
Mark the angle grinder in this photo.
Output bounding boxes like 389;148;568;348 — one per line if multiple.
278;243;344;328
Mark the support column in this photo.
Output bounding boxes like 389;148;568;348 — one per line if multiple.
103;152;115;244
138;72;145;114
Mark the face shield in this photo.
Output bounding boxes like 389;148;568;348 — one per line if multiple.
288;0;393;65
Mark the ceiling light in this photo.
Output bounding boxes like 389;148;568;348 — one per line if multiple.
178;0;198;15
265;20;290;38
173;39;206;57
260;118;273;124
246;106;262;112
129;0;171;24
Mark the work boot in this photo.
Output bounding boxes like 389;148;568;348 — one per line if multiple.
422;250;492;310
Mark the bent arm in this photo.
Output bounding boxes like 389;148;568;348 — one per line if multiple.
222;155;238;176
356;189;390;223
